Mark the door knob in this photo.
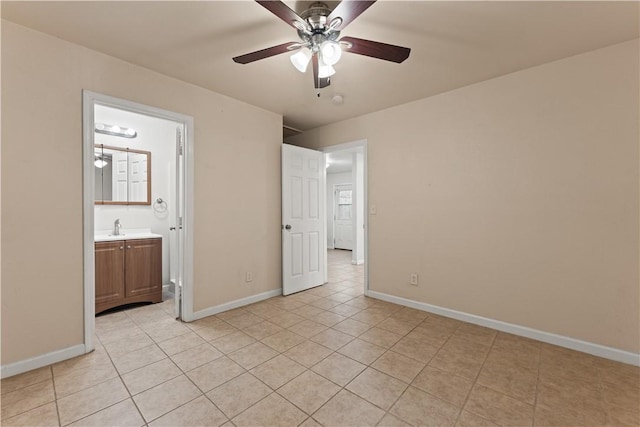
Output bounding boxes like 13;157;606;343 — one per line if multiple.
285;224;292;230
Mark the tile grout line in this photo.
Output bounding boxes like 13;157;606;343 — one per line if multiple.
97;330;148;427
387;319;461;426
0;368;61;423
157;317;243;426
50;363;62;427
109;305;214;424
449;329;492;426
54;332;135;426
51;365;62;427
379;312;444;422
531;341;543;427
212;269;363;425
123;303;250;425
212;352;309;424
180;308;319;424
456;330;527;426
297;305;424;425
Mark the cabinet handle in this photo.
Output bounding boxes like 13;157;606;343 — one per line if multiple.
127;246;131;249
119;246;124;250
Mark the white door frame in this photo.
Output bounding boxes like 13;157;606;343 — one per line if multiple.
82;91;195;353
320;140;369;294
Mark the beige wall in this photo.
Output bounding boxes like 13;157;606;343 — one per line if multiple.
287;40;640;353
1;21;282;365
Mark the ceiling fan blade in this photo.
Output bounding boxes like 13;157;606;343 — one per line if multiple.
312;54;331;89
327;0;376;31
340;36;410;63
233;42;301;64
256;0;308;31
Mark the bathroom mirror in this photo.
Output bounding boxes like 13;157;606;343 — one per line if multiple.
95;144;151;205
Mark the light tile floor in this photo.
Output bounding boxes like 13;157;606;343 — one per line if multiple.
2;249;639;426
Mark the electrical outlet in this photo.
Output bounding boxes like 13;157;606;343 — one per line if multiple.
410;273;419;286
245;271;253;283
369;205;377;215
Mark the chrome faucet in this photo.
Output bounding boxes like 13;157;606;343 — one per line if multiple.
113;219;122;236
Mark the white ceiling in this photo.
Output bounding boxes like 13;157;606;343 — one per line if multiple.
2;1;638;132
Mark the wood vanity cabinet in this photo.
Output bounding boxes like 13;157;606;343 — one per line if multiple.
95;238;162;314
95;241;125;308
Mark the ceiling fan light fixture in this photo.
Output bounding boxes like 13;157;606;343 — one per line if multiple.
318;63;335;78
235;0;412;91
290;48;312;72
317;54;336;78
320;40;342;66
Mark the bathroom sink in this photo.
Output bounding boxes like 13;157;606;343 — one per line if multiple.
95;228;162;242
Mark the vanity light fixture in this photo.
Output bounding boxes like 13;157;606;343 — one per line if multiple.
95;123;137;138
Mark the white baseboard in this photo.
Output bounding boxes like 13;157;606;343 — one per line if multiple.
191;289;282;321
366;290;640;367
1;344;87;379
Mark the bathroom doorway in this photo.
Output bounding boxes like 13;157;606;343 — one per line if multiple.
82;91;194;353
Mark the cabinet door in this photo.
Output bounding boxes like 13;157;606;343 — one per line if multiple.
95;241;125;305
125;238;162;298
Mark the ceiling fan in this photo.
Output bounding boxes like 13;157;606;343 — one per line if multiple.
233;0;411;90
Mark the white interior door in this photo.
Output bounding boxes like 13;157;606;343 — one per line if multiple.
128;153;147;202
112;151;128;202
334;184;354;250
282;144;325;295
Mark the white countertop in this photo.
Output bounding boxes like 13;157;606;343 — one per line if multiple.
95;228;162;242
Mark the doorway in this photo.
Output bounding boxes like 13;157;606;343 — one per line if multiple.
322;140;367;294
280;140;368;296
82;91;194;353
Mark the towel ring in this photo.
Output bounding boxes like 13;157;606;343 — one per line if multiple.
153;197;168;212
